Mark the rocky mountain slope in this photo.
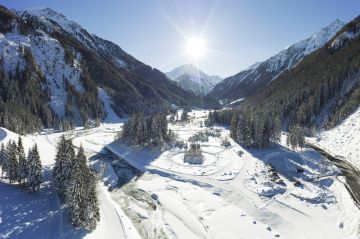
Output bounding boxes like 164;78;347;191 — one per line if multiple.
241;15;360;130
209;20;345;102
166;64;222;96
0;6;218;133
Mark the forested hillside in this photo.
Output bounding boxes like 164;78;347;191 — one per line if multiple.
0;5;218;134
209;20;344;103
207;15;360;148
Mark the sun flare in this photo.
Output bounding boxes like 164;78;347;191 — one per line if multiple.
185;37;206;60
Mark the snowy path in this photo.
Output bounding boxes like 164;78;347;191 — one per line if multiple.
85;184;125;239
306;141;360;208
86;184;140;239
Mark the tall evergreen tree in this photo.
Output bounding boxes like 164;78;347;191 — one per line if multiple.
122;112;172;147
270;116;281;144
230;113;238;139
7;140;19;183
27;144;42;191
0;142;6;177
53;136;75;198
181;109;189;121
17;136;27;184
66;145;99;230
82;169;100;230
287;125;305;149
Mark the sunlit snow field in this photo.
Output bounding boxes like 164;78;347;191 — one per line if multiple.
0;109;359;239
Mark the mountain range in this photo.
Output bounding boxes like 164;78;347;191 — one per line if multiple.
0;5;218;133
232;15;360;130
0;4;359;136
166;64;222;96
209;19;345;102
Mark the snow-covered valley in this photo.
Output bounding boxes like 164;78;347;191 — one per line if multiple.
0;3;360;239
1;109;359;239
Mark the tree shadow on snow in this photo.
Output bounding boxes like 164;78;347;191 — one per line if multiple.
0;128;7;141
0;166;90;239
245;144;335;187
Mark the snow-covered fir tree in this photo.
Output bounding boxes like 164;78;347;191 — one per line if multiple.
27;144;43;191
286;125;305;149
65;145;100;230
150;115;161;145
7;140;19;183
82;168;100;230
122;112;172;147
0;142;7;177
181;109;189;121
17;137;27;185
53;136;75;198
208;109;281;148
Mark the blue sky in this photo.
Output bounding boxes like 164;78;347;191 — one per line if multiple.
2;0;360;77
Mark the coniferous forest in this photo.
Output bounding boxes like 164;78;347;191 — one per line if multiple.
0;5;218;135
121;112;175;147
205;16;360;149
0;137;43;190
53;136;100;230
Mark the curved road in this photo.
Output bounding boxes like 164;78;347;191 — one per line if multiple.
306;142;360;209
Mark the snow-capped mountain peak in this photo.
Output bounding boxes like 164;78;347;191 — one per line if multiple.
294;19;344;55
18;7;138;70
166;64;206;81
265;19;344;73
0;4;209;129
20;7;80;34
330;20;360;50
19;7;97;49
166;64;223;96
210;19;345;101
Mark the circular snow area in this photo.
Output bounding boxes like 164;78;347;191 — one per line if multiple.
171;152;217;166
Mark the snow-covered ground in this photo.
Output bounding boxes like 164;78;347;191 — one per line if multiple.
0;126;139;239
106;110;360;238
1;109;360;238
309;106;360;170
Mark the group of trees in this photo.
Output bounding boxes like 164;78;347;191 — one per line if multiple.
122;112;175;146
64;66;105;123
1;3;221;135
54;118;76;132
240;18;360;132
231;111;281;148
0;15;106;135
181;109;190;121
205;17;360;149
0;137;42;191
0;45;104;134
206;109;281;148
205;110;233;126
184;143;204;164
0;48;54;134
286;125;305;149
326;80;360;129
53;136;99;230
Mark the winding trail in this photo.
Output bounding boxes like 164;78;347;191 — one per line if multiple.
306;142;360;209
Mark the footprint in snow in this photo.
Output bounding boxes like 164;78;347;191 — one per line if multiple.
266;226;271;231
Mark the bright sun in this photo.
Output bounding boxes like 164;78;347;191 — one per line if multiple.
185;37;206;60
